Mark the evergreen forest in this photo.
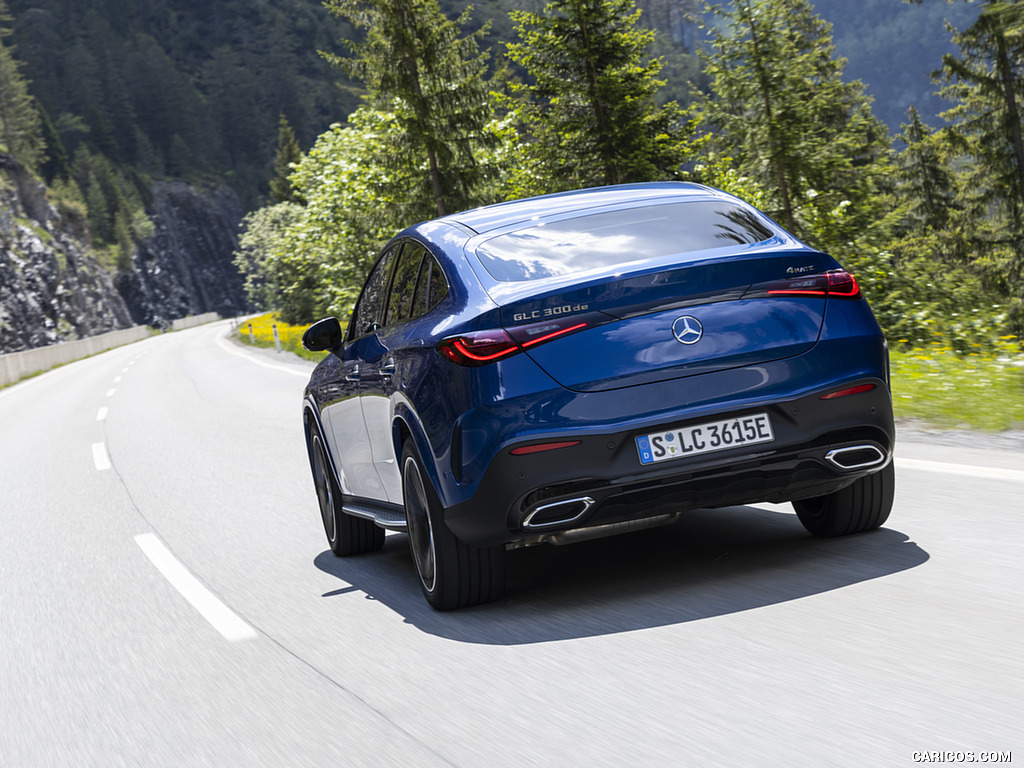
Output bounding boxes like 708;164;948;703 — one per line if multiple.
2;0;1023;354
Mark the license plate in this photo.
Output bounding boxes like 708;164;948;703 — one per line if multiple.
636;413;774;465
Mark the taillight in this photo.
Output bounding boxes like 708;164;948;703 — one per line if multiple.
437;315;594;367
753;269;861;299
824;269;860;298
436;329;520;366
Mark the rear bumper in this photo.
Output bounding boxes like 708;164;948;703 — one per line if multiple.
444;380;894;547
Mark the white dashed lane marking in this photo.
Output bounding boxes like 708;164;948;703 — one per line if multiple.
92;442;111;471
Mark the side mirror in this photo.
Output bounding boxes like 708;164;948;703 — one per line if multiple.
302;317;343;352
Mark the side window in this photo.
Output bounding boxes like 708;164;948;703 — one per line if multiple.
411;253;449;317
427;256;448;309
348;245;398;340
385;243;426;327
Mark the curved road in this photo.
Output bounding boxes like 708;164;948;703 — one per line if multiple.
1;321;1020;766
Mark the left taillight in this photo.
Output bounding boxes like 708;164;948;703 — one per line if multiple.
437;315;593;367
436;329;520;366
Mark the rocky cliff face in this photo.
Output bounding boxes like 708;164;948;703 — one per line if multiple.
0;159;250;355
116;181;249;328
0;156;134;354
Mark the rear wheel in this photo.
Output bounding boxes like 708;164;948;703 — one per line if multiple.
402;441;505;610
309;425;385;556
793;461;895;537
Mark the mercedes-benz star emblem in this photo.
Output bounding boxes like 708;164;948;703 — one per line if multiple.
672;315;703;345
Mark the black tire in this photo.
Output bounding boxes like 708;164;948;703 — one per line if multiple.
793;461;895;537
401;441;505;610
309;425;385;556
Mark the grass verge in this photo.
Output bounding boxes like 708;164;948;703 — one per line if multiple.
234;314;327;363
240;314;1024;433
890;338;1024;432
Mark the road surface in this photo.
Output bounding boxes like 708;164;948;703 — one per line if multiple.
1;320;1019;766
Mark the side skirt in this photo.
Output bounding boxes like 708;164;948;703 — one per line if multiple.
343;497;408;532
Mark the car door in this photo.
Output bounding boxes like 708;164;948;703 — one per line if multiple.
358;241;430;504
364;241;455;503
322;245;398;502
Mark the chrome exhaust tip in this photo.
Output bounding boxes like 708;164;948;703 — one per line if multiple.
825;444;886;470
522;497;595;530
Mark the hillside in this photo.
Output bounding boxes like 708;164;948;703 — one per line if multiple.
810;0;980;130
8;0;359;209
8;0;976;213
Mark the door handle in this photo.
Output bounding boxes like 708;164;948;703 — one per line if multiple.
379;358;396;377
345;365;360;382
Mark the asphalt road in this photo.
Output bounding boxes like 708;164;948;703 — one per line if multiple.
1;320;1020;767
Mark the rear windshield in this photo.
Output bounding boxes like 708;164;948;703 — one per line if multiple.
474;201;776;282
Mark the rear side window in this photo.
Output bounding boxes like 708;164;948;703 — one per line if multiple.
349;240;450;339
349;245;398;339
385;244;425;326
475;201;776;282
408;251;448;319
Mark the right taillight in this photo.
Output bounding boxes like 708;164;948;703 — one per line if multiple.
751;269;861;300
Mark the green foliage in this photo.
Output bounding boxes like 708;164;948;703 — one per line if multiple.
323;0;499;218
8;0;359;209
69;146;150;266
691;0;893;250
929;0;1024;328
814;0;979;129
269;114;304;204
502;0;692;194
893;106;959;236
236;107;421;324
0;1;43;170
890;337;1024;431
234;201;308;323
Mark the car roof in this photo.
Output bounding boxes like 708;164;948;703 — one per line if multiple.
439;182;718;235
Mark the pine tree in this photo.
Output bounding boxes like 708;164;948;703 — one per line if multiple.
933;1;1024;241
692;0;890;246
323;0;497;218
909;0;1024;326
269;113;304;204
0;1;44;170
503;0;690;193
894;106;958;236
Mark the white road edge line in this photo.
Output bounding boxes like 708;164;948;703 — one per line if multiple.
134;533;257;642
215;327;310;378
92;442;111;471
894;457;1024;483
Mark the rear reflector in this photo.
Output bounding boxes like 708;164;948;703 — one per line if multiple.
820;383;876;400
510;440;582;456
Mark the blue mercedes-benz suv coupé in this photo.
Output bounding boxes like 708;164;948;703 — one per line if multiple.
302;182;896;610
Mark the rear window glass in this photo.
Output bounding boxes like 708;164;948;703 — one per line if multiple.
474;201;776;282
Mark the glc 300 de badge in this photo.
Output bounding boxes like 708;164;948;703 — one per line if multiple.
672;315;703;345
